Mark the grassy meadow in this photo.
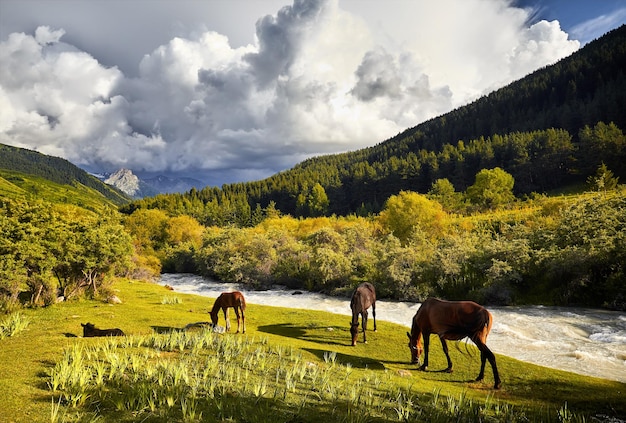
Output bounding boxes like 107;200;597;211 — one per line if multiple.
0;278;624;422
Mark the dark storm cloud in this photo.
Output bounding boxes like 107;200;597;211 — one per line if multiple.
244;0;326;87
351;48;402;102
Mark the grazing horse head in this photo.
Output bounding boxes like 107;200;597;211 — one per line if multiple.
406;330;424;365
209;307;219;326
349;282;377;346
349;321;360;345
407;298;501;389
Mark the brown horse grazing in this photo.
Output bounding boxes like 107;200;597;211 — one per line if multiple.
81;322;125;337
406;298;501;389
350;282;377;346
210;291;246;333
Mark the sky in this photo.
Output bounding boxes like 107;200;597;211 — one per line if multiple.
1;0;625;187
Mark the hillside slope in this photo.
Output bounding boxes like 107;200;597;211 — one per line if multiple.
0;143;130;207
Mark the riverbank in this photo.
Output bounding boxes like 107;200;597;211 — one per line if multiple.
0;277;624;422
160;273;626;383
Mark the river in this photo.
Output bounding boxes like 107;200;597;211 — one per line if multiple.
160;273;626;383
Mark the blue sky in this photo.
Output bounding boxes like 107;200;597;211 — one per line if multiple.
516;0;626;42
1;0;624;186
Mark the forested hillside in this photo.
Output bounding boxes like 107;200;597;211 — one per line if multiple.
0;143;130;206
123;25;626;224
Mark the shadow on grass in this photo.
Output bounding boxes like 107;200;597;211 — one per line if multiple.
505;376;626;418
48;387;392;423
257;323;354;347
151;321;213;334
152;325;185;333
36;360;56;392
304;348;386;370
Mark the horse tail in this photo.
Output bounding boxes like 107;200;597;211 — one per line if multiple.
239;294;246;311
470;307;492;344
482;308;493;339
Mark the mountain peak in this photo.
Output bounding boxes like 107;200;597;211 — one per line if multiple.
104;169;141;196
102;169;203;197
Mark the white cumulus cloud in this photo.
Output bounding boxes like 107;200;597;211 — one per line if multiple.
0;0;582;186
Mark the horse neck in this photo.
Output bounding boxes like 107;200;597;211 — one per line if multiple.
210;298;222;316
351;310;360;325
410;323;422;348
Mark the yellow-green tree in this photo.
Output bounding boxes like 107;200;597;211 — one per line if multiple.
465;167;515;210
378;191;447;244
165;215;204;247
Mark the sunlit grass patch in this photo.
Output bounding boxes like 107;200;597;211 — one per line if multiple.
161;295;183;305
48;327;592;422
0;312;30;339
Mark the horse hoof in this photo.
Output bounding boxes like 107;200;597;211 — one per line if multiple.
419;365;427;371
445;368;453;373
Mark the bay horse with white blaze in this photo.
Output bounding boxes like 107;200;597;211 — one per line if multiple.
350;282;377;346
210;291;246;333
406;298;501;389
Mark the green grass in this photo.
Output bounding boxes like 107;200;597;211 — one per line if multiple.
0;279;624;422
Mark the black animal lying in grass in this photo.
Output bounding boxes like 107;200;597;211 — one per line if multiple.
81;322;125;337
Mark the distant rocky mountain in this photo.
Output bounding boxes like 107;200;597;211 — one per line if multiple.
104;169;158;198
102;169;203;197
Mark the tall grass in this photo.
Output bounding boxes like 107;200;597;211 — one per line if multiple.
0;312;30;339
161;295;183;305
48;328;588;422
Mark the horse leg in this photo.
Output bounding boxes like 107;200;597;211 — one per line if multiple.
475;339;501;389
477;350;487;381
223;308;230;332
419;333;430;371
439;336;453;373
240;305;246;333
361;310;367;344
234;307;241;333
372;302;377;332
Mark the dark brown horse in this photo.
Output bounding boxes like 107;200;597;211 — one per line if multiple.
406;298;501;389
210;291;246;333
350;282;377;346
81;322;125;337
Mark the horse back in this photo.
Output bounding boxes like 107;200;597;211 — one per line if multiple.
351;283;376;311
416;298;491;340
